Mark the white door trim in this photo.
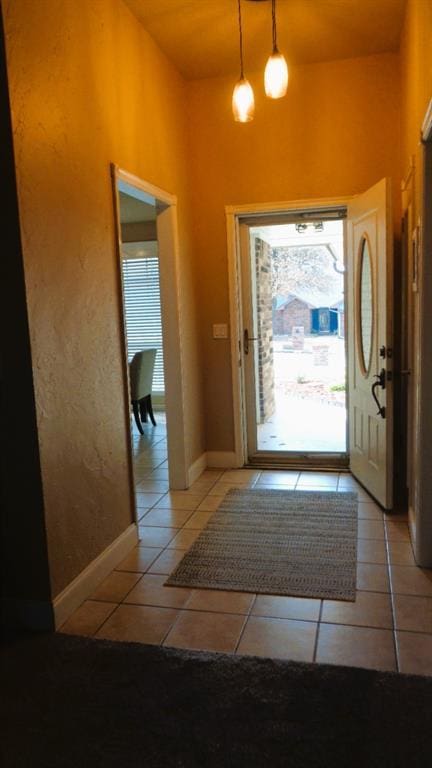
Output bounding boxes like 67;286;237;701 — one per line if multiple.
112;165;188;491
226;196;353;465
226;210;246;467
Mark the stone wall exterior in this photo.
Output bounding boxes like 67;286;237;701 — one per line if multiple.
254;238;275;423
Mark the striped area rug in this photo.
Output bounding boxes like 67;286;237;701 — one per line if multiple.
165;488;358;601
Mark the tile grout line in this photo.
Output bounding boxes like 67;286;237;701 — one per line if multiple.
233;609;254;655
312;599;324;663
384;521;401;672
124;449;432;669
83;569;146;634
119;573;148;605
87;601;120;638
159;607;188;647
72;423;169;635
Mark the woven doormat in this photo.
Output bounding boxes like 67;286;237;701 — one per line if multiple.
165;489;358;601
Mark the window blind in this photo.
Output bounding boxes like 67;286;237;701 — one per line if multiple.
121;256;165;393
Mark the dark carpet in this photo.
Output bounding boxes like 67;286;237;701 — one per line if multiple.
2;632;432;768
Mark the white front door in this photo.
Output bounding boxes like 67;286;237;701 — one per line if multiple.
347;178;393;509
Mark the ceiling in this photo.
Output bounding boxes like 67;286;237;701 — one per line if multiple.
123;0;406;81
119;192;156;224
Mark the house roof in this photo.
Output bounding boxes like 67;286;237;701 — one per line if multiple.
273;293;315;311
274;289;344;311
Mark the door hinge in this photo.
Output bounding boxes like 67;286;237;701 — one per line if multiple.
243;328;258;355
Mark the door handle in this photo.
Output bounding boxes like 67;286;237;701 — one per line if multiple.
371;368;386;419
243;328;258;355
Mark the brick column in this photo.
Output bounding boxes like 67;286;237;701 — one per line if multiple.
254;237;275;423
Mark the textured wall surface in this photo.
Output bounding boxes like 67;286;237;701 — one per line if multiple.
400;0;432;208
3;0;204;597
187;52;401;452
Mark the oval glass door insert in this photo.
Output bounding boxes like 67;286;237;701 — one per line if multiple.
358;236;373;374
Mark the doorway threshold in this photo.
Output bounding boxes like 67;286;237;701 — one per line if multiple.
246;453;349;471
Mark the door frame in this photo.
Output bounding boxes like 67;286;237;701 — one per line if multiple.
412;99;432;565
226;196;353;467
112;165;188;496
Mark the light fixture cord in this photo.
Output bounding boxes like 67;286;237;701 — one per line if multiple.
272;0;278;53
237;0;244;78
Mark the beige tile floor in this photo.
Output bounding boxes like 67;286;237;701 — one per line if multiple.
60;414;432;676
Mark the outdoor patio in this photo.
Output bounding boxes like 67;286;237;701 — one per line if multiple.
257;336;347;453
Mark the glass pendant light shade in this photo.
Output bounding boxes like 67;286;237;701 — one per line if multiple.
264;50;288;99
232;77;255;122
233;1;254;122
265;0;288;99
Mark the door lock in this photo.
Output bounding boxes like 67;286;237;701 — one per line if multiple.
379;346;393;359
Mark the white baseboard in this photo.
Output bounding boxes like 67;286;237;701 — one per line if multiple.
188;452;207;485
205;451;241;469
187;451;242;485
53;523;138;629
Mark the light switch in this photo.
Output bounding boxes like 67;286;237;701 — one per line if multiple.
213;323;228;339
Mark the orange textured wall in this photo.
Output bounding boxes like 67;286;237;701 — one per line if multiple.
187;53;401;451
3;0;204;597
400;0;432;205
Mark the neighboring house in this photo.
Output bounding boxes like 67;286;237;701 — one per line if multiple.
272;293;315;335
310;307;340;335
273;292;344;336
331;299;345;338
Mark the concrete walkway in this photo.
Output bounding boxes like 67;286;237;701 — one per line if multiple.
258;391;347;452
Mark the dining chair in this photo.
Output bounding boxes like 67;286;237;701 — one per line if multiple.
129;349;157;434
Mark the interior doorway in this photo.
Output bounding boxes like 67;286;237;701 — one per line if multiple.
112;166;188;499
240;216;347;462
117;184;169;505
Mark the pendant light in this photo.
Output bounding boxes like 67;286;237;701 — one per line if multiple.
232;0;255;122
264;0;288;99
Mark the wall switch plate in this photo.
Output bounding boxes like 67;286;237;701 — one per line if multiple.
213;323;228;339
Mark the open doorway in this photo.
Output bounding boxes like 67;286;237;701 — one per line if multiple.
229;182;393;506
117;186;169;505
252;219;346;454
112;166;189;499
238;211;348;467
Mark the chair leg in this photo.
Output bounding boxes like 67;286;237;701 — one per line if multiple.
139;398;148;423
146;394;157;426
132;401;144;435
